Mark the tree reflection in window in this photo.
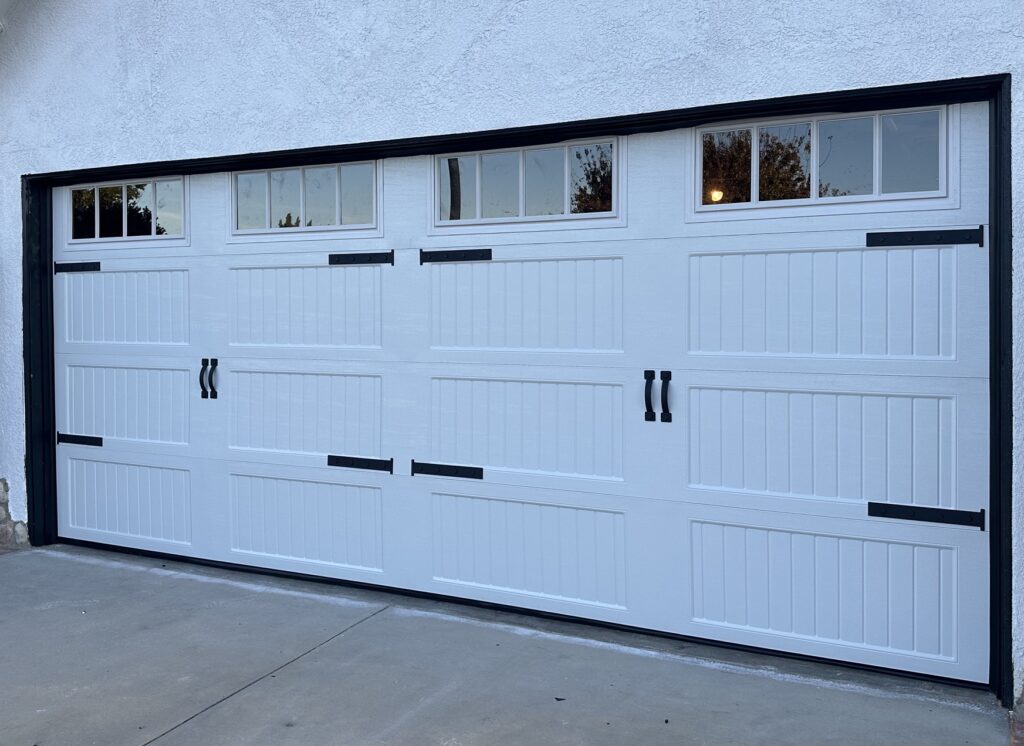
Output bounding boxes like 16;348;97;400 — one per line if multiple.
702;129;751;204
126;184;153;236
570;143;613;213
758;123;811;201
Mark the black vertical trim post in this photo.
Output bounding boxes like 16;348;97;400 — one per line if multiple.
22;178;58;545
987;75;1013;706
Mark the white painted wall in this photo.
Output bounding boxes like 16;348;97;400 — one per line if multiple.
0;0;1021;698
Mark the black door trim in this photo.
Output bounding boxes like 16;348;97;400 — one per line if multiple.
21;74;1014;703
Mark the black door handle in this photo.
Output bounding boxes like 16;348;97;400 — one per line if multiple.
644;370;655;421
199;359;209;399
660;370;672;422
208;358;218;399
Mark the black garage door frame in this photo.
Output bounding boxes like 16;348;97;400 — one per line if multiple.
21;74;1015;703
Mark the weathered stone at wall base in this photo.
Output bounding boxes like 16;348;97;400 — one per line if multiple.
0;478;29;548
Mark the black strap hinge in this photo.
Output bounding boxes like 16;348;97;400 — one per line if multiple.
866;226;983;248
420;248;492;264
411;460;483;479
54;261;101;274
328;251;394;266
327;454;394;473
57;433;103;447
867;502;985;531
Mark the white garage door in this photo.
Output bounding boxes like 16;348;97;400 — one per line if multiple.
53;102;991;682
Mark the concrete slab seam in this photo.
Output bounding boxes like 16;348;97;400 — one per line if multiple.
141;605;391;746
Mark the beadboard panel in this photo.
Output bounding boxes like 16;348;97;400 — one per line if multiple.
230;264;381;348
688;246;956;359
66;457;191;544
230;473;383;571
689;386;957;507
59;269;189;345
690;521;955;660
432;491;627;608
430;376;623;479
430;257;623;351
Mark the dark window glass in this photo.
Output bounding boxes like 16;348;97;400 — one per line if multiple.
524;148;564;216
156;180;183;235
439;156;477;221
72;188;95;239
570;143;614;214
304;167;337;227
340;163;374;225
881;110;941;194
480;152;519;218
817;117;874;197
98;186;123;238
126;183;153;236
758;123;811;201
702;129;751;205
271;170;302;229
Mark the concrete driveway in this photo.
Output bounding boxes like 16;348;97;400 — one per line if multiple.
0;546;1008;745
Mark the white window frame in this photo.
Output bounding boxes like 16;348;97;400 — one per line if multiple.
230;160;379;236
694;105;948;213
432;137;623;229
67;176;188;243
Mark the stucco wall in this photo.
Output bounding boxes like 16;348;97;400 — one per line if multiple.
1;0;1022;697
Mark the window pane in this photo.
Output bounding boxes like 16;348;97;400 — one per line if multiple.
156;180;184;235
702;129;751;204
570;143;614;214
438;156;477;221
126;183;153;236
480;152;519;218
236;172;268;230
758;123;811;201
71;188;95;239
817;117;874;197
340;162;375;225
98;185;123;238
881;110;941;193
524;148;564;216
304;167;337;227
271;170;302;228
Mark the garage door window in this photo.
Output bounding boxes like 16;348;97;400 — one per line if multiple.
233;162;377;233
698;107;945;208
71;178;185;241
437;140;617;225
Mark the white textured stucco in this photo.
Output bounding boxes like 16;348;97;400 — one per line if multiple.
1;0;1022;697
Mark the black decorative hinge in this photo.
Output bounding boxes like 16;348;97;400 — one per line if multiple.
328;251;394;266
411;460;483;479
419;249;492;264
867;502;985;531
866;226;983;248
57;433;103;447
54;261;101;273
327;454;394;473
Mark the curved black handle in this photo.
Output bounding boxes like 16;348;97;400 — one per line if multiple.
660;370;672;423
644;370;655;421
208;358;218;399
199;358;209;399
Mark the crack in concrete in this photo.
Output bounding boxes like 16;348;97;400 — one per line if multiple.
141;604;391;745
